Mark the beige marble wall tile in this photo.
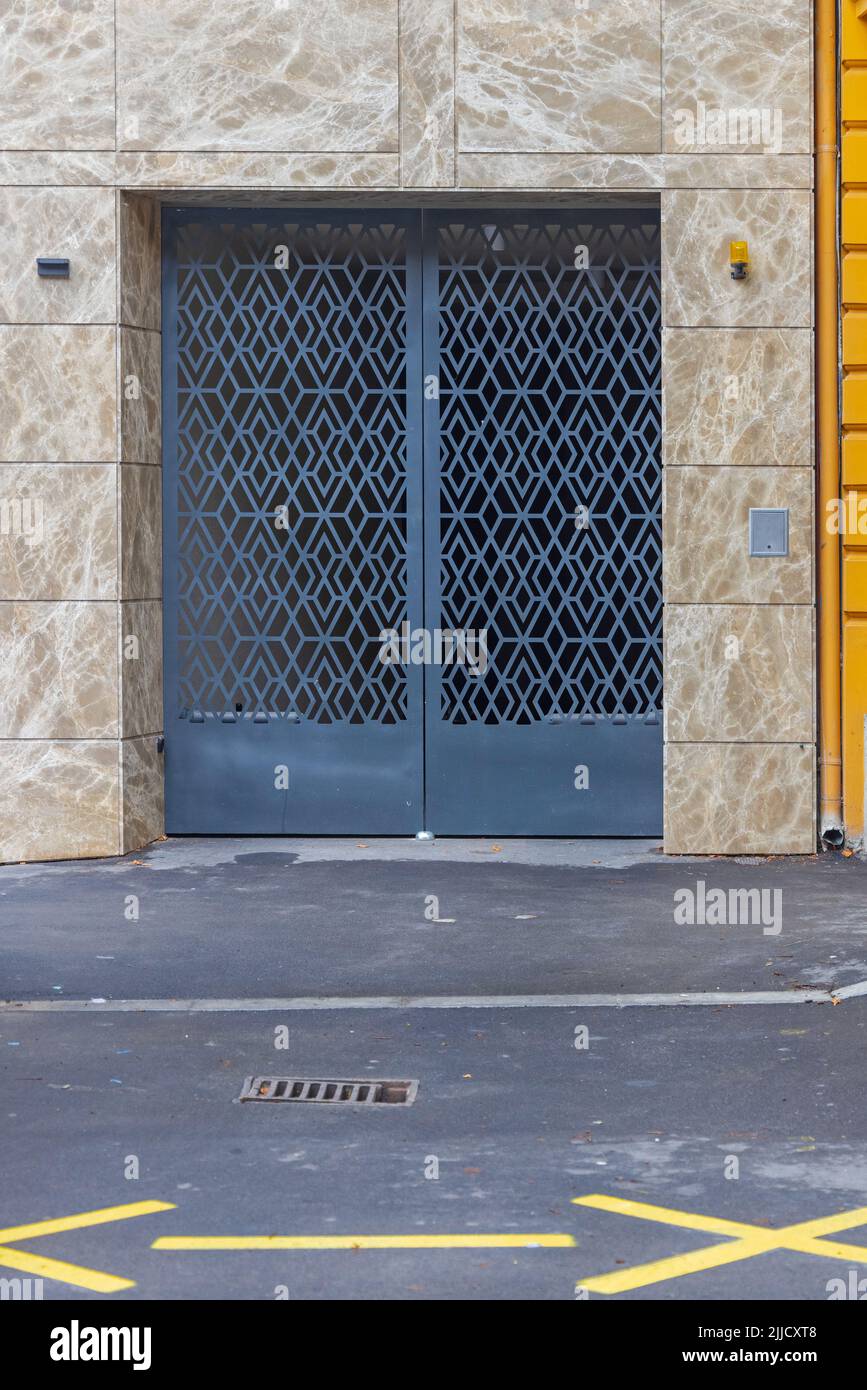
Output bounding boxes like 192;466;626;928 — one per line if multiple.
0;463;116;599
457;154;813;191
120;600;162;739
664;466;812;605
664;329;812;469
663;0;811;156
0;153;116;185
459;153;662;189
116;0;398;153
660;154;812;190
120;465;161;600
115;153;401;189
662;189;812;328
664;742;815;855
0;0;115;151
0;739;119;862
121;735;164;853
458;0;661;154
0;601;118;738
0;187;115;323
400;0;455;187
0;325;116;462
120;195;160;332
121;329;161;466
665;604;813;744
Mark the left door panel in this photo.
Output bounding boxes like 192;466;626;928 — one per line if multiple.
162;209;424;833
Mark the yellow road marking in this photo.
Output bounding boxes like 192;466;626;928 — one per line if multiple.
154;1232;575;1251
0;1201;176;1294
0;1199;175;1245
0;1244;134;1294
573;1194;867;1294
575;1193;756;1238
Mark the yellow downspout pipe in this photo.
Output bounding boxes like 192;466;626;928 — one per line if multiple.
817;0;843;844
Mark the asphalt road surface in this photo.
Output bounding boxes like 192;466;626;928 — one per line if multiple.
2;838;866;1301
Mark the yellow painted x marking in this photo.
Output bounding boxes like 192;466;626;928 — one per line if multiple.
0;1201;176;1293
573;1193;867;1295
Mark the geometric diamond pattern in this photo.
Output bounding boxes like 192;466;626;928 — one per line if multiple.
433;214;661;723
172;215;411;723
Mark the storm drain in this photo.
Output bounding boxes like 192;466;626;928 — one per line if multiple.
239;1076;418;1106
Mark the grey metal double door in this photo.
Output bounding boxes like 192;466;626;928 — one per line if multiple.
163;207;662;835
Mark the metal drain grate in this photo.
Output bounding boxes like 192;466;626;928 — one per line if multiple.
239;1076;418;1106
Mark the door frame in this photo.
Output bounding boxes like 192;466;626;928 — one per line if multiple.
161;203;663;835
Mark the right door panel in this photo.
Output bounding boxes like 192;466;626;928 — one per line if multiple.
422;209;663;834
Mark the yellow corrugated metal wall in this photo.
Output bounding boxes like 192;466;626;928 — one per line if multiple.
842;2;867;838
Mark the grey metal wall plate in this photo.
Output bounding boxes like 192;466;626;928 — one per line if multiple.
36;257;70;278
749;507;789;557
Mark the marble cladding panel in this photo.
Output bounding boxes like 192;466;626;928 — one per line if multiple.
662;0;812;156
457;153;813;190
120;600;163;739
120;465;162;601
0;151;814;192
120;328;161;466
0;186;116;323
664;466;813;605
0;0;115;151
0;153;117;185
458;153;663;189
400;0;455;187
663;329;812;469
664;604;813;744
0;600;118;738
116;0;398;152
664;742;815;855
113;153;401;188
120;195;161;332
457;0;661;154
0;739;119;861
662;189;812;328
656;154;813;190
121;735;164;853
0;463;117;600
0;325;116;462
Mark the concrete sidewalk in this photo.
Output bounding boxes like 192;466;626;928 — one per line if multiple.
1;837;865;1003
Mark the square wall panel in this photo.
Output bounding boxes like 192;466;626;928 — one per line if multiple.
663;328;812;469
457;0;661;153
0;740;119;862
0;187;116;324
0;463;117;601
0;0;115;151
663;0;812;155
0;325;116;462
662;189;812;329
664;604;813;744
664;466;812;605
0;601;118;739
665;742;815;855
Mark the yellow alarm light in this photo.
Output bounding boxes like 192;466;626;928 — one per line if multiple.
730;240;750;280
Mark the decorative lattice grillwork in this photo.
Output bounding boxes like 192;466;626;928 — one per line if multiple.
169;210;661;737
172;216;412;723
432;214;661;723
